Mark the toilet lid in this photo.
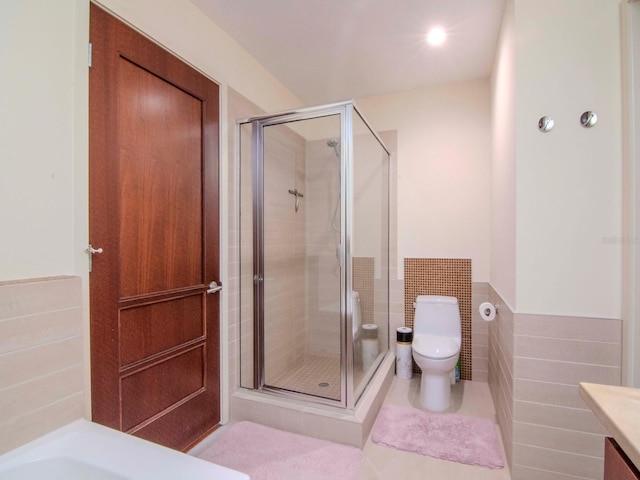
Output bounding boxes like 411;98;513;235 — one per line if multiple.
412;335;459;360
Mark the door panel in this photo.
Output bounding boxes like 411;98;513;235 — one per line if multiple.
121;347;205;431
118;56;203;298
119;296;204;366
89;4;220;451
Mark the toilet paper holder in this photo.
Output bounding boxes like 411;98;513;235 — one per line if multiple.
481;303;499;316
478;302;499;322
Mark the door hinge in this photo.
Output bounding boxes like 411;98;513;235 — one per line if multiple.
88;43;92;68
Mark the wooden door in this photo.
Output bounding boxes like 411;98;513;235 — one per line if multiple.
89;4;220;451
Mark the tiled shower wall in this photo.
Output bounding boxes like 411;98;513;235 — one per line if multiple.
304;138;342;358
0;276;84;454
353;257;374;326
472;283;490;382
488;287;514;469
403;258;472;380
228;87;261;390
488;285;622;479
262;124;308;377
229;88;309;388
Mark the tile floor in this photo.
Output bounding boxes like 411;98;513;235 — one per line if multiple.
267;354;342;400
357;377;511;479
266;354;370;402
192;376;511;479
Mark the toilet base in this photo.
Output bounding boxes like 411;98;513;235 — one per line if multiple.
419;370;453;412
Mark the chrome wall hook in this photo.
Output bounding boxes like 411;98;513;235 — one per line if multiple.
538;116;555;132
580;111;598;128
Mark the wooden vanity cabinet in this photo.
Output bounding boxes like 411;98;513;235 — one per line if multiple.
605;437;640;480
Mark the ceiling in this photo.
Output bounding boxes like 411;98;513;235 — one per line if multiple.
191;0;506;105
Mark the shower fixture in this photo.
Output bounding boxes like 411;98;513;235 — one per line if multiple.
288;188;304;212
327;138;340;158
327;138;341;233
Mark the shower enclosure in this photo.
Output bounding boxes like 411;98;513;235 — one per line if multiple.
238;101;390;409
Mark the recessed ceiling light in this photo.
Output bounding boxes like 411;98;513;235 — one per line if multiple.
426;27;446;47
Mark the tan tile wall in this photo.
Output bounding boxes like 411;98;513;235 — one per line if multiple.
487;283;623;479
511;313;621;480
262;124;308;376
404;258;472;379
228;87;264;390
0;276;84;454
488;287;514;469
303;137;342;358
229;89;309;386
379;131;402;359
472;282;490;382
353;257;374;325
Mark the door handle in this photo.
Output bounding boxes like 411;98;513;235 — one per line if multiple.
207;281;222;294
86;244;103;273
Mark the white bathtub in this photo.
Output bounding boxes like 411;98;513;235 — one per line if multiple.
0;420;249;480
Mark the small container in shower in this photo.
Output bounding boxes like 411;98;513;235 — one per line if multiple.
361;324;379;373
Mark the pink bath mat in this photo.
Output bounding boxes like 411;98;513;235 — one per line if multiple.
372;404;504;469
198;421;363;480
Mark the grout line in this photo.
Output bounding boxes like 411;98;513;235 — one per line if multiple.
513;441;604;460
514;356;622;368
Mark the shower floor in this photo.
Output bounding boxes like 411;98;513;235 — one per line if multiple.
267;354;341;400
265;354;369;401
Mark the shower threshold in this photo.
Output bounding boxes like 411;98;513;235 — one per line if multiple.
230;353;394;448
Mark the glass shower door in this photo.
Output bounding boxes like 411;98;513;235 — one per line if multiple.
258;114;343;402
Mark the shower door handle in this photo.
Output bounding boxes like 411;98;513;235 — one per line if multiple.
207;281;222;294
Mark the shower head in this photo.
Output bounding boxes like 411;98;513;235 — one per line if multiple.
326;138;340;158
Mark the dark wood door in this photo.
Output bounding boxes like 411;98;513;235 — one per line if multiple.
89;4;220;451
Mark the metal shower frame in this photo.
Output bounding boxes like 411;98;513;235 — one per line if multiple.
237;100;391;409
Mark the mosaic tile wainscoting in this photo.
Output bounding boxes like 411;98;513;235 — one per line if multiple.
353;257;374;326
404;258;472;380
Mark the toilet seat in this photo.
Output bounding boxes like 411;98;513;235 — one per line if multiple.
412;334;459;360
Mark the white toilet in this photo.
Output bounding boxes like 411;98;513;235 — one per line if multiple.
411;295;461;412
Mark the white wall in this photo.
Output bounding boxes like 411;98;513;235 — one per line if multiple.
0;0;88;282
94;0;301;115
0;0;303;284
1;0;305;426
357;79;492;283
622;1;640;387
514;0;622;318
490;0;517;309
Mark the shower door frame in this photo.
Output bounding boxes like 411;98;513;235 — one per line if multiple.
251;103;351;408
241;100;389;410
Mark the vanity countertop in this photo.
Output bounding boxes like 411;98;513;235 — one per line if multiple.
579;382;640;469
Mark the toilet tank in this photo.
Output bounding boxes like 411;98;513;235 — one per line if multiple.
413;295;461;339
